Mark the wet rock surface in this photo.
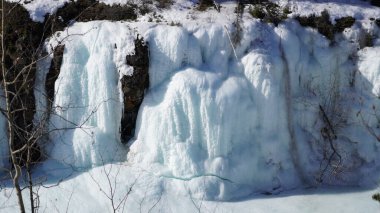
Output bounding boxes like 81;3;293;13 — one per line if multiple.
120;37;149;143
45;45;65;112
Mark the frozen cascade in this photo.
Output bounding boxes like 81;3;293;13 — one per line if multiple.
130;21;380;199
45;22;135;168
27;19;380;199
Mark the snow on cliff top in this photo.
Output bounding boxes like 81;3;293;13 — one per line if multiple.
6;0;380;23
7;0;70;22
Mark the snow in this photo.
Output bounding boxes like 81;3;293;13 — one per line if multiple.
7;0;380;23
278;0;380;23
1;164;380;213
357;47;380;96
1;0;380;212
7;0;71;22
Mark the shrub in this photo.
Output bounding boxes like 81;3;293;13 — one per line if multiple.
296;11;355;41
373;193;380;203
249;2;290;26
334;16;356;33
169;21;182;27
239;0;269;4
283;6;291;15
249;5;265;19
198;0;215;11
155;0;173;9
140;2;153;15
317;10;334;40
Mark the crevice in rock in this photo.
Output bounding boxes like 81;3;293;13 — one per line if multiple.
45;45;65;113
120;36;149;143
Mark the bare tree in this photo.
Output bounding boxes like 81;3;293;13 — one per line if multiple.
88;156;138;213
0;1;100;212
1;0;32;211
300;63;350;184
358;103;380;143
373;192;380;203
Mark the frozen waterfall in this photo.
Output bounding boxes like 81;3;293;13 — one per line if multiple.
0;17;377;200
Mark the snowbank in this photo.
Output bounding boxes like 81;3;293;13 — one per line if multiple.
1;164;379;213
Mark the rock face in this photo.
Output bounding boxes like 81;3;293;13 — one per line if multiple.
45;45;65;112
121;37;149;142
1;2;44;165
48;0;137;33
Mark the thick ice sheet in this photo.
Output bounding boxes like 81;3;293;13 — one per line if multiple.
25;16;379;200
45;22;135;168
129;20;380;199
1;0;379;203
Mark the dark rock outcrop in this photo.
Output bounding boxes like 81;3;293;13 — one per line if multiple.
46;0;137;33
120;37;149;143
1;2;44;165
376;19;380;27
198;0;215;11
45;45;65;112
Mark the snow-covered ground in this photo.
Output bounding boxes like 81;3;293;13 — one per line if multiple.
1;0;380;212
1;163;380;213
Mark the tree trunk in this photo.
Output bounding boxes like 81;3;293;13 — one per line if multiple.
1;0;26;212
27;143;35;213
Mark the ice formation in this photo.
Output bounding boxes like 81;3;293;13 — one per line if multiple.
129;20;380;199
25;18;380;199
0;6;379;200
43;22;135;168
